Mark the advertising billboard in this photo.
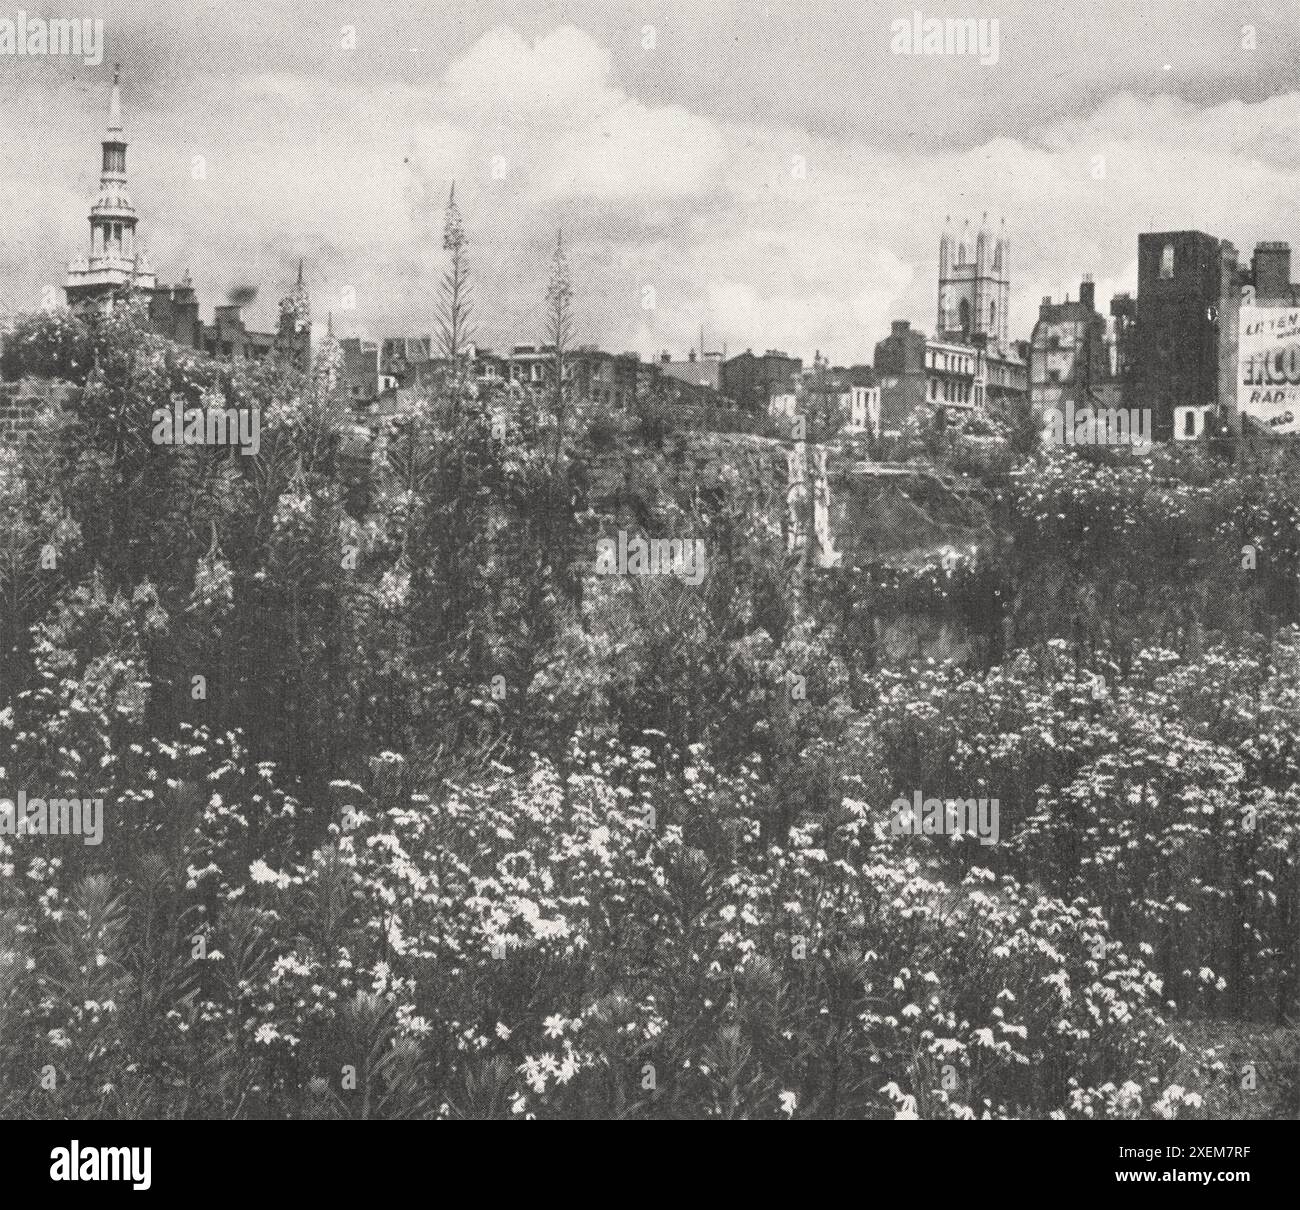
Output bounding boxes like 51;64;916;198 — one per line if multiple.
1238;305;1300;434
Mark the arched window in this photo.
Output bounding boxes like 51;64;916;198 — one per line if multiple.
989;302;996;331
959;298;971;336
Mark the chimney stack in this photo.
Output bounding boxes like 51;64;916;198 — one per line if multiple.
1253;242;1292;300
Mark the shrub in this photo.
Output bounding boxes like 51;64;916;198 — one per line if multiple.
1;309;93;384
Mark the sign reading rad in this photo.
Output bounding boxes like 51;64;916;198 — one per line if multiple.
1238;305;1300;434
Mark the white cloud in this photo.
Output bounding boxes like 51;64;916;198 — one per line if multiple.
6;20;1300;366
442;25;616;126
543;100;727;200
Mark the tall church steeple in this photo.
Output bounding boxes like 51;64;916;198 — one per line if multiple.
65;66;156;313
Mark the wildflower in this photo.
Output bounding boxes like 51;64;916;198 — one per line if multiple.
249;858;286;887
779;1090;797;1117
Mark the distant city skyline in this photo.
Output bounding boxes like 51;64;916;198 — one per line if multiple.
2;0;1299;362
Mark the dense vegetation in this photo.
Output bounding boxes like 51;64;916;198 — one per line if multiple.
1;290;1298;1119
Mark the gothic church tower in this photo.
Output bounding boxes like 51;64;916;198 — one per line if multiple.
937;213;1009;348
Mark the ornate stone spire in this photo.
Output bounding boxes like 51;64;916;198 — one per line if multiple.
108;63;122;134
65;66;156;312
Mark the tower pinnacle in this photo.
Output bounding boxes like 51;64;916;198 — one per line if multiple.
108;64;121;133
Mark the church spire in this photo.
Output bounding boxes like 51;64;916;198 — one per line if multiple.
65;66;156;313
108;63;122;135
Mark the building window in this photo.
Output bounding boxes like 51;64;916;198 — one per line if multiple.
1048;370;1060;384
1184;409;1196;437
1160;243;1175;279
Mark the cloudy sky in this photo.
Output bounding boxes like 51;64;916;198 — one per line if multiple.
1;1;1298;363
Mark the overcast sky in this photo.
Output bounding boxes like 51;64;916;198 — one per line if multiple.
1;1;1298;363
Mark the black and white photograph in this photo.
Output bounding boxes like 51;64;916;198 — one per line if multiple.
0;0;1297;1176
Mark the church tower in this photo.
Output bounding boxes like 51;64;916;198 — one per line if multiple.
936;216;955;333
937;212;1009;349
65;67;156;314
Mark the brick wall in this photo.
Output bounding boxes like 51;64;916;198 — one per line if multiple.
0;378;78;444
